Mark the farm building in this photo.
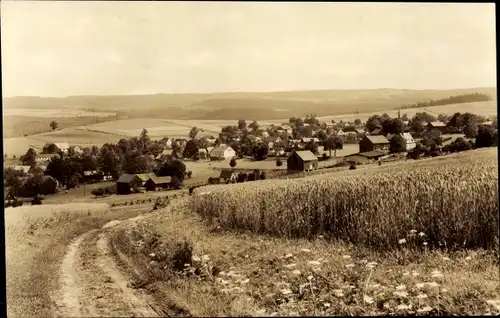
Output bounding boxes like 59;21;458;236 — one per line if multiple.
370;128;383;136
358;150;389;160
478;121;494;128
156;149;181;160
427;121;447;132
355;129;366;135
39;176;59;195
116;174;143;195
359;135;390;153
83;170;104;182
287;150;318;172
344;154;370;165
219;169;237;184
301;137;320;143
13;165;32;174
336;130;346;137
198;149;208;159
4;189;18;206
401;133;416;151
36;153;60;163
209;145;236;160
42;142;70;154
137;173;157;186
144;176;173;191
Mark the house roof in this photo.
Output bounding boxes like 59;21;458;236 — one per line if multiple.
83;170;100;176
293;150;318;162
358;150;387;158
198;149;207;153
220;169;236;179
355;129;365;134
479;121;494;126
137;173;157;182
53;142;70;149
364;135;390;144
402;133;415;143
428;121;446;127
210;145;233;154
117;174;140;183
13;166;31;174
147;176;172;185
371;128;383;135
41;175;57;184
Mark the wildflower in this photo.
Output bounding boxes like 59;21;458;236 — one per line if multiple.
281;288;293;295
149;252;156;258
396;304;411;311
201;255;210;262
284;263;297;269
419;232;426;237
427;282;440;288
308;260;321;266
412;271;420;277
393;291;409;298
307;275;314;281
301;248;311;253
423;242;428;246
410;230;418;234
431;270;443;279
333;289;344;297
291;269;301;276
465;256;472;261
402;271;410;276
396;284;407;291
416;293;428;300
364;295;375;304
398;238;407;244
366;261;378;268
284;253;293;259
342;255;351;260
486;299;500;311
346;263;355;269
417;306;433;313
415;283;426;289
323;302;331;308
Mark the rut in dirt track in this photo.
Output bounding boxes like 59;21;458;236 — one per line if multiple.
53;218;161;317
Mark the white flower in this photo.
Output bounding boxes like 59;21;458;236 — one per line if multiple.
301;248;311;253
416;293;428;299
281;288;293;295
396;304;411;311
191;255;201;262
312;267;321;273
417;306;433;313
346;263;355;269
342;255;351;260
396;284;407;291
284;253;293;259
333;289;344;297
363;295;374;304
323;302;331;308
291;269;301;276
149;252;156;258
360;259;368;264
368;283;381;289
415;283;426;289
308;260;321;266
240;278;250;284
201;254;210;262
402;271;410;276
419;232;426;237
393;291;409;298
441;288;448;293
409;230;418;234
465;256;472;261
398;238;407;244
307;275;314;281
283;263;297;269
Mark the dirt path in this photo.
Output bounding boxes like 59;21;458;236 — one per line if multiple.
53;217;160;317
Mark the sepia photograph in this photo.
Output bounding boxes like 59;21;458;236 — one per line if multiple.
2;1;498;317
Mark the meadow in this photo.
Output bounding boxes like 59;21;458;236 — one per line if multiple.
110;147;500;316
193;148;498;250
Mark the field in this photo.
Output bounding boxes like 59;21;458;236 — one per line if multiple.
109;148;500;316
3;108;116;118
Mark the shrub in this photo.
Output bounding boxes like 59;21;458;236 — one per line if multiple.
276;159;283;167
229;158;237;168
192;156;498;251
91;188;105;197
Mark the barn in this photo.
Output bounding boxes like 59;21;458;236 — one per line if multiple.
42;142;70;154
287;150;318;172
144;176;173;191
359;135;390;153
209;145;236;160
39;176;59;195
137;173;157;187
219;169;237;184
427;121;447;133
198;148;208;159
116;174;143;195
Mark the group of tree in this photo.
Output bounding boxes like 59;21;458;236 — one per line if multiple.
400;93;492;110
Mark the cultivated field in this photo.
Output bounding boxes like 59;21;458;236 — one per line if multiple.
110;149;500;316
3;108;116;118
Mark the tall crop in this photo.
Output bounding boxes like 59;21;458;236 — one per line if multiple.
192;156;498;250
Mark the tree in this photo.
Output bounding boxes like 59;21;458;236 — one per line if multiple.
46;156;66;185
289;117;297;124
237;172;247;183
305;140;319;155
158;159;186;182
276;158;283;167
354;119;362;126
389;134;406;153
252;144;268;161
382;118;404;135
407;143;426;159
50;121;58;131
189;127;200;139
324;136;343;157
20;148;37;167
463;121;478;138
237;120;247;130
422;129;443;147
401;114;409;121
140;128;151;151
295;118;304;128
366;115;383;132
229;158;237;168
183;139;199;159
4;167;25;196
98;147;122;179
475;127;496;148
409;120;425;137
249;121;259;131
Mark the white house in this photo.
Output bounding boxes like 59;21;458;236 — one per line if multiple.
402;132;416;151
209;145;236;160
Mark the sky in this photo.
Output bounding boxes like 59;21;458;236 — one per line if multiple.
1;1;496;97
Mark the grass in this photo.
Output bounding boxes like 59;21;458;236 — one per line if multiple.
110;197;500;316
192;148;498;250
5;202;152;317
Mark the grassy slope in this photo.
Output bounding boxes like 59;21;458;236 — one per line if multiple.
110;148;500;316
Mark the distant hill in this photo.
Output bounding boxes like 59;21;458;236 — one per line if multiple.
3;87;496;121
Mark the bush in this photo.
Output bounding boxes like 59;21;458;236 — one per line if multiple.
237;173;247;183
260;172;266;180
91;188;105;197
276;159;283;167
349;163;357;170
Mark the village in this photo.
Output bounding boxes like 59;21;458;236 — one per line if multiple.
4;109;497;207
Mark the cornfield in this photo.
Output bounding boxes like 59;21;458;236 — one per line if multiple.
193;156;498;250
